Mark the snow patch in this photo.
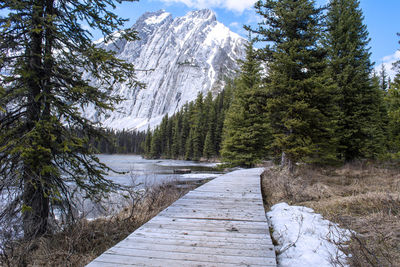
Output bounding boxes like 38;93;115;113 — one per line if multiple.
145;12;170;25
204;22;236;46
180;173;222;180
156;161;219;167
93;30;124;45
267;203;351;267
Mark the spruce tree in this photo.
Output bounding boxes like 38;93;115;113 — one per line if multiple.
191;93;205;160
180;104;191;157
250;0;339;168
144;126;152;156
203;92;217;159
203;131;215;159
221;40;271;167
0;0;140;238
326;0;387;160
385;36;400;156
386;75;400;156
150;129;162;158
380;64;389;91
171;112;182;158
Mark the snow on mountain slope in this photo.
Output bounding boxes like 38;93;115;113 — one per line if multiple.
83;9;246;131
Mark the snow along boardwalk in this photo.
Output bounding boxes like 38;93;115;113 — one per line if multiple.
87;168;277;267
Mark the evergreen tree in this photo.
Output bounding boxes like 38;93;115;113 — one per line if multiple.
215;81;234;155
380;64;389;91
203;92;217;159
250;0;339;168
191;93;205;160
386;75;400;155
326;0;387;160
159;114;169;157
180;104;191;156
221;40;271;167
0;0;140;238
171;112;182;158
185;129;194;160
203;131;215;159
144;126;152;156
150;129;162;158
385;35;400;156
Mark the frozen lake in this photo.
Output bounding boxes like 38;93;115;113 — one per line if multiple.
98;154;223;186
76;155;224;219
0;155;223;237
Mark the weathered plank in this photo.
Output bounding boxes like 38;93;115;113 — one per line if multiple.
87;168;276;267
119;236;274;250
112;242;275;257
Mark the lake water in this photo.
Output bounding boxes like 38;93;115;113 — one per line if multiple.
98;154;223;187
0;155;223;248
73;154;224;219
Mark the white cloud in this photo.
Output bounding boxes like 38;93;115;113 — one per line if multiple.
375;50;400;80
160;0;257;13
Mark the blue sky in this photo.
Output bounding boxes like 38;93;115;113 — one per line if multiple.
104;0;400;77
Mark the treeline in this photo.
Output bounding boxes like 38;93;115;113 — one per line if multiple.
142;88;233;160
91;129;146;154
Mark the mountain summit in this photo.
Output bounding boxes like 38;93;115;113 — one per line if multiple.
85;9;246;130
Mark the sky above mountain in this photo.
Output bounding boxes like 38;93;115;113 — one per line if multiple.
100;0;399;77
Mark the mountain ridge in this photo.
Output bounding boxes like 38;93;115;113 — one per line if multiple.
84;9;246;131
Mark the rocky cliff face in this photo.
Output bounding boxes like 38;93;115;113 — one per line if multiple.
84;9;246;131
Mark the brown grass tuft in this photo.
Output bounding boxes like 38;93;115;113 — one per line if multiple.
261;163;400;266
1;180;201;267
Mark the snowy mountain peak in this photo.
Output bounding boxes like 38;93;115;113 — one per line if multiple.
86;10;247;131
186;9;216;21
139;10;172;26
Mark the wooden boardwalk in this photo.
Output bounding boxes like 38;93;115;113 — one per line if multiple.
87;168;277;267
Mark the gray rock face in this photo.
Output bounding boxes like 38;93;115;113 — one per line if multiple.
85;9;246;131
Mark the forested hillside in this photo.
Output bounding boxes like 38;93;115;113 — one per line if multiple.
142;87;233;160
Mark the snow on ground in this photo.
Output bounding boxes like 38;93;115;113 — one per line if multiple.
267;203;351;267
156;161;219;167
180;173;222;180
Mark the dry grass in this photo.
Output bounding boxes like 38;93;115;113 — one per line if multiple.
1;180;202;267
261;163;400;267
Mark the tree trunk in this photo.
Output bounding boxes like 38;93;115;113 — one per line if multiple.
22;173;50;239
281;152;294;173
22;0;51;240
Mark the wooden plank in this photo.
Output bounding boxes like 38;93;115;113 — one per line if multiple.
148;217;269;228
176;195;261;202
87;168;277;267
143;222;268;234
185;191;261;198
133;227;270;240
179;193;261;200
155;210;268;221
116;236;274;250
174;199;261;205
103;247;274;265
129;231;272;245
160;206;264;214
169;203;264;210
172;198;264;206
88;254;276;267
112;241;275;257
